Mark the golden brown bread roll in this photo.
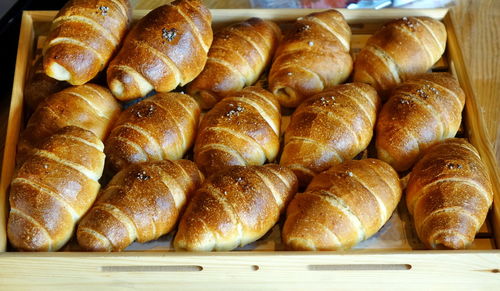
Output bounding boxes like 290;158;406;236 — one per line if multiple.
107;0;213;101
375;72;465;172
105;92;200;172
280;83;380;186
406;139;493;250
187;17;281;109
354;16;447;96
194;86;280;175
24;56;70;109
282;159;402;251
77;160;203;251
17;84;121;166
268;9;352;108
174;164;298;251
8;126;105;251
43;0;132;85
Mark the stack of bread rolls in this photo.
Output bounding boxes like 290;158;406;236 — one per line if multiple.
9;0;495;253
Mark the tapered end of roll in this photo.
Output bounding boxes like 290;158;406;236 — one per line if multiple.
353;49;395;98
105;137;149;173
273;86;300;108
376;146;409;172
173;190;224;251
109;79;125;98
280;140;338;187
189;89;220;110
7;210;52;251
429;233;469;250
77;207;133;252
269;68;323;108
43;44;100;85
417;209;478;250
45;62;71;82
15;137;35;168
282;193;345;251
194;146;247;176
77;228;114;252
283;164;315;188
173;221;218;252
375;126;420;172
107;67;154;101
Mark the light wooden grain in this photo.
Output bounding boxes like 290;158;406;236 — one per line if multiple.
0;11;34;253
444;13;500;247
0;251;498;289
451;0;500;165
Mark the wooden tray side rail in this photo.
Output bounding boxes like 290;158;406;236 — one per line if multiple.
0;251;499;288
0;9;499;288
442;13;500;248
0;10;36;251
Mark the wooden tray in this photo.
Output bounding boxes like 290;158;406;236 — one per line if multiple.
1;8;499;288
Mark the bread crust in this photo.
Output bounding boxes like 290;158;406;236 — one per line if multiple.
44;0;132;85
107;0;213;100
269;9;352;108
406;138;493;249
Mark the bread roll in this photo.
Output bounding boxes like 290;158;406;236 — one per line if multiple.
280;83;380;186
107;0;213;101
105;92;200;171
194;86;280;175
376;73;465;172
43;0;132;85
282;159;402;251
17;84;121;166
187;17;281;109
268;9;352;108
77;160;203;251
174;164;298;251
8;126;105;251
406;139;493;249
354;16;447;96
24;56;69;109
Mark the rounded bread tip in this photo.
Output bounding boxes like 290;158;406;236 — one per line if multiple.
191;89;218;110
273;86;297;107
45;61;71;82
110;79;125;98
77;229;111;252
286;164;314;188
376;146;400;171
431;234;466;250
8;211;52;252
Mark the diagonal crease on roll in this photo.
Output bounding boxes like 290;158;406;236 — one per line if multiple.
17;84;121;166
194;86;280;175
282;159;402;251
105;92;200;171
107;0;213;101
187;17;281;110
174;164;298;251
268;9;352;108
8;126;105;251
77;159;203;251
44;0;132;85
280;83;380;186
375;72;465;172
24;56;70;110
354;16;447;96
406;139;493;250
